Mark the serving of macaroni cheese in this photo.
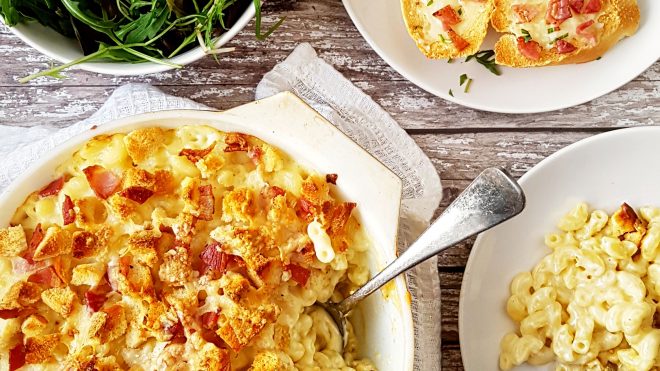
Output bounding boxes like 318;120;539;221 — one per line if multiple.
500;202;660;371
0;126;376;370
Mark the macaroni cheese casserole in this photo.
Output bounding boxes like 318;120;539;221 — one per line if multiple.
0;126;375;371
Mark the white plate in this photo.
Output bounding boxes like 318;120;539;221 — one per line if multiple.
459;126;660;370
342;0;660;113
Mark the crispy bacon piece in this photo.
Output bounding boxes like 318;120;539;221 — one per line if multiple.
263;186;286;199
582;0;601;13
0;309;20;319
247;146;263;165
38;177;64;198
85;276;113;312
446;29;470;51
433;5;461;30
546;0;572;25
296;198;316;220
200;243;228;272
85;291;106;312
200;242;226;272
83;165;121;199
164;321;186;341
85;287;109;312
272;186;286;197
22;224;44;265
198;185;215;221
12;258;47;276
28;267;62;288
224;133;249;152
201;311;220;330
576;20;597;44
517;37;542;60
0;309;36;320
286;264;311;286
200;243;245;276
555;39;577;53
512;4;540;23
325;174;338;185
119;186;154;204
179;144;215;163
62;195;75;226
9;342;26;371
200;311;225;347
568;0;584;13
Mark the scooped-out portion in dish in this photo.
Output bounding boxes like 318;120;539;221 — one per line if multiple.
500;202;660;370
0;126;376;370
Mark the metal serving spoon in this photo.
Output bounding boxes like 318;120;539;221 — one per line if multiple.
318;167;526;343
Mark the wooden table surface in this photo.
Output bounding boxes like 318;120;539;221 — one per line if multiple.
1;0;659;369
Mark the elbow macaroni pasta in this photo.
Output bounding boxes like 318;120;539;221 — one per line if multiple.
500;202;660;371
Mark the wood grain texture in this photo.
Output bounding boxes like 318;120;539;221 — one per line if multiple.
0;0;658;369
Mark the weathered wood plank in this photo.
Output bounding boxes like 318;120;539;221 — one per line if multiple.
411;131;596;180
0;83;657;129
442;344;465;371
440;271;462;343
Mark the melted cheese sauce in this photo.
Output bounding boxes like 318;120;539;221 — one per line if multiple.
418;0;486;46
0;126;376;371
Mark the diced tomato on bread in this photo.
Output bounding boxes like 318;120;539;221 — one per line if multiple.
433;5;461;30
516;37;542;60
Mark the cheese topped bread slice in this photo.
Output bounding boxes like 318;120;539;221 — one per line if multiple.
492;0;640;66
402;0;496;58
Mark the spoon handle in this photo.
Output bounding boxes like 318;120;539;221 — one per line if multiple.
337;167;525;313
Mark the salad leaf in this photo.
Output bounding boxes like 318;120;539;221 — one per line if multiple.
0;0;20;25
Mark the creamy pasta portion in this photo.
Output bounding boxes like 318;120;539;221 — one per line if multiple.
0;126;376;370
500;202;660;371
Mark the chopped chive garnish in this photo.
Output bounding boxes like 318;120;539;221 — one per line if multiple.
521;29;532;42
547;27;555;33
449;89;454;97
440;34;449;43
465;50;501;76
464;78;473;93
447;58;453;63
596;56;602;60
427;0;434;5
458;7;463;15
552;33;569;43
459;73;468;86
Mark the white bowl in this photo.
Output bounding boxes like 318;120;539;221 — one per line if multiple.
0;92;415;369
5;4;255;75
459;126;660;370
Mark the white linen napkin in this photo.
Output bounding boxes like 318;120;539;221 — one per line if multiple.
0;43;443;371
